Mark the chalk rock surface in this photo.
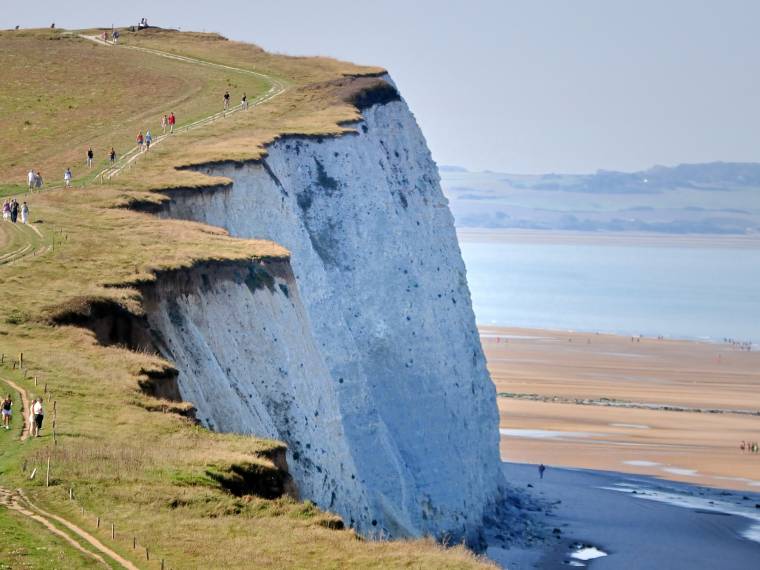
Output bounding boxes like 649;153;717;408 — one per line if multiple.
151;77;505;542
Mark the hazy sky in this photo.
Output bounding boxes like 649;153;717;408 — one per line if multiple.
3;1;759;173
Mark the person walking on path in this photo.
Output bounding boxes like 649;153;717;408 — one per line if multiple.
27;169;35;190
137;131;144;152
20;202;29;224
86;146;94;168
34;171;43;189
145;130;152;151
168;112;176;133
31;398;43;437
223;90;230;111
1;395;12;430
161;114;168;134
10;199;19;223
538;464;546;479
241;93;248;110
109;147;116;164
112;29;120;44
64;167;72;188
2;200;10;221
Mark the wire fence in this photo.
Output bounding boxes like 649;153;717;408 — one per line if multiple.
1;353;172;569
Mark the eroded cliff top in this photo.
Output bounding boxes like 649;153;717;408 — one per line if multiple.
0;28;493;568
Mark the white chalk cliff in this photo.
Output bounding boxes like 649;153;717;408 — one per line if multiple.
149;77;505;543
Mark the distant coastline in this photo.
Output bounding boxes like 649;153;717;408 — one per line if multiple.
458;228;760;249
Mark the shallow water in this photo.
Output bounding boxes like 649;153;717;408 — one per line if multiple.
460;237;760;341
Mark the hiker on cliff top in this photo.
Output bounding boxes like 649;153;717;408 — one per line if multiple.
223;90;230;111
241;93;248;110
109;147;116;164
168;112;176;133
137;131;144;151
145;130;152;151
2;200;10;221
64;167;72;188
31;398;44;437
21;202;29;224
10;199;19;223
1;395;12;430
27;169;35;190
161;114;168;134
86;146;94;168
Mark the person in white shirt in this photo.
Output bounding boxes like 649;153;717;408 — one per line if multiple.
31;398;44;437
27;169;35;190
20;202;29;224
64;168;72;188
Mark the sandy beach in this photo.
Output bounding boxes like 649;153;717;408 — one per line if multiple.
482;326;760;491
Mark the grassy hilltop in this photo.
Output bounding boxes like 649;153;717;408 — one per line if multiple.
0;28;492;568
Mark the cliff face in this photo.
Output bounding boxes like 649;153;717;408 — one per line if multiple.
152;78;505;543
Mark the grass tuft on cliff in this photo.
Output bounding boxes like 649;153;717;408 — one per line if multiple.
0;27;494;568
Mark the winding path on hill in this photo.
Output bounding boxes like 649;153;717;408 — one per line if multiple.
0;33;286;271
0;222;49;267
0;375;139;569
80;33;287;181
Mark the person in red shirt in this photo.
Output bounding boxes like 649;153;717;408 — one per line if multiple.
137;131;144;152
168;112;176;133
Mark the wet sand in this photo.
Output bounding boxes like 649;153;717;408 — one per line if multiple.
482;326;760;491
490;462;760;570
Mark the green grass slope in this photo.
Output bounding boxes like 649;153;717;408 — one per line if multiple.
0;27;493;569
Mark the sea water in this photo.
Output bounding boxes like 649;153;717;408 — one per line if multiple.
459;237;760;341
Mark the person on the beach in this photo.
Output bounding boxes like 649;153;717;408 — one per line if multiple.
64;167;72;188
168;112;176;133
223;90;230;111
145;130;152;151
241;93;248;110
538;464;546;479
1;395;12;430
137;131;144;151
109;147;116;164
32;398;44;437
20;202;29;224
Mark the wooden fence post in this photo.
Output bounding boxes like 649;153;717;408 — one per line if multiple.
96;516;100;528
19;353;22;367
146;547;149;561
45;457;50;487
133;536;136;549
111;523;115;539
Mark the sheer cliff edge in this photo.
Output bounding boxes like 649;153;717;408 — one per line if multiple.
147;77;507;545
